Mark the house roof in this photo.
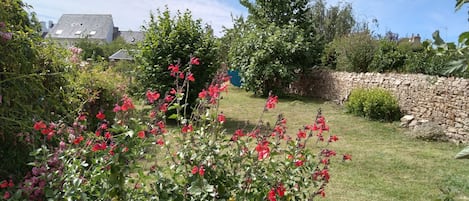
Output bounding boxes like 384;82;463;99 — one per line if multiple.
47;14;114;40
109;49;134;61
117;31;145;44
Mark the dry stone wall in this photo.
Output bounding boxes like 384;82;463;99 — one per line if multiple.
290;70;469;142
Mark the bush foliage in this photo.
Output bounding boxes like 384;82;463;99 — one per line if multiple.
136;9;218;112
345;88;401;122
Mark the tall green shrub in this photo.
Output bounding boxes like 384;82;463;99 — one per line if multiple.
346;88;401;122
329;32;377;72
0;1;75;178
136;9;218;111
369;39;407;72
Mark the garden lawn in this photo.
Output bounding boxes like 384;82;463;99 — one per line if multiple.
218;86;469;201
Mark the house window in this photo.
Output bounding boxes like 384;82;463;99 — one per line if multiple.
89;31;96;35
75;31;82;35
55;30;63;35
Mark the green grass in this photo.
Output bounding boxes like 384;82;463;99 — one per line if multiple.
217;86;469;201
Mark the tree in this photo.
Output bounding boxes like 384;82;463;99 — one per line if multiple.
309;0;355;44
0;0;74;178
136;8;218;112
228;0;323;96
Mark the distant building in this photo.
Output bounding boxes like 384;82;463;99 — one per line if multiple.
116;31;145;45
46;14;115;45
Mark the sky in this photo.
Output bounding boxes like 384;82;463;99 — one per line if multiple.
23;0;469;42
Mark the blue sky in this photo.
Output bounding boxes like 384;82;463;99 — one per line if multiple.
23;0;468;42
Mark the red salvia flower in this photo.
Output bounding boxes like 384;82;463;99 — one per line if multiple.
113;104;121;112
157;138;164;146
276;183;286;197
191;166;198;175
267;188;276;201
329;135;339;142
255;140;270;160
3;191;11;200
121;96;135;111
217;113;225;123
190;57;200;65
182;124;193;133
198;89;207;99
265;95;278;110
295;160;304;167
168;64;179;77
33;121;47;131
187;73;195;82
73;136;84;145
297;129;307;139
146;90;160;104
343;154;352;161
0;180;7;188
96;111;106;120
138;131;145;139
198;165;205;176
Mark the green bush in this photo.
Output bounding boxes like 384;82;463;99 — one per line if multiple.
328;31;377;72
346;88;401;122
136;9;218;112
369;39;407;72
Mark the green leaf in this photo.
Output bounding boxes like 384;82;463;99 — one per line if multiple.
458;32;469;44
456;0;469;10
455;146;469;159
168;113;179;120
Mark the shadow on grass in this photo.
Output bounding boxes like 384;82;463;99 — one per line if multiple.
246;93;327;105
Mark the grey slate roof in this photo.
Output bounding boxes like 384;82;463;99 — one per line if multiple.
109;49;134;61
47;14;114;41
116;31;145;44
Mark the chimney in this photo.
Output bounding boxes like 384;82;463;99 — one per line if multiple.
414;34;421;43
48;20;54;29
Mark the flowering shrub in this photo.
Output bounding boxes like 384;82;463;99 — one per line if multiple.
4;55;350;200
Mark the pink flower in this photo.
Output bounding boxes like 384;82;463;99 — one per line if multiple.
3;191;10;200
113;104;121;112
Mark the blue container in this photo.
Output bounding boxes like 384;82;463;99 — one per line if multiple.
227;70;242;87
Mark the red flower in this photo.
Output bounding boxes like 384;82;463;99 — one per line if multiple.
317;188;326;197
191;166;198;175
182;124;194;133
138;131;145;139
198;89;207;99
159;103;168;112
343;154;352;161
146;90;160;104
121;96;135;111
187;73;195;82
96;111;106;120
33;121;47;131
198;165;205;176
276;183;286;197
329;135;339;142
157;138;164;146
3;191;10;200
0;180;7;188
321;158;329;165
95;130;101;137
297;129;307;139
168;64;179;77
321;169;330;182
182;124;193;133
268;188;276;201
8;180;13;188
190;57;200;65
164;95;174;103
100;123;108;130
217;113;225;123
265;95;278;110
295;160;304;167
255;140;270;160
78;114;87;121
170;88;177;95
105;132;112;139
92;142;107;152
73;136;84;145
